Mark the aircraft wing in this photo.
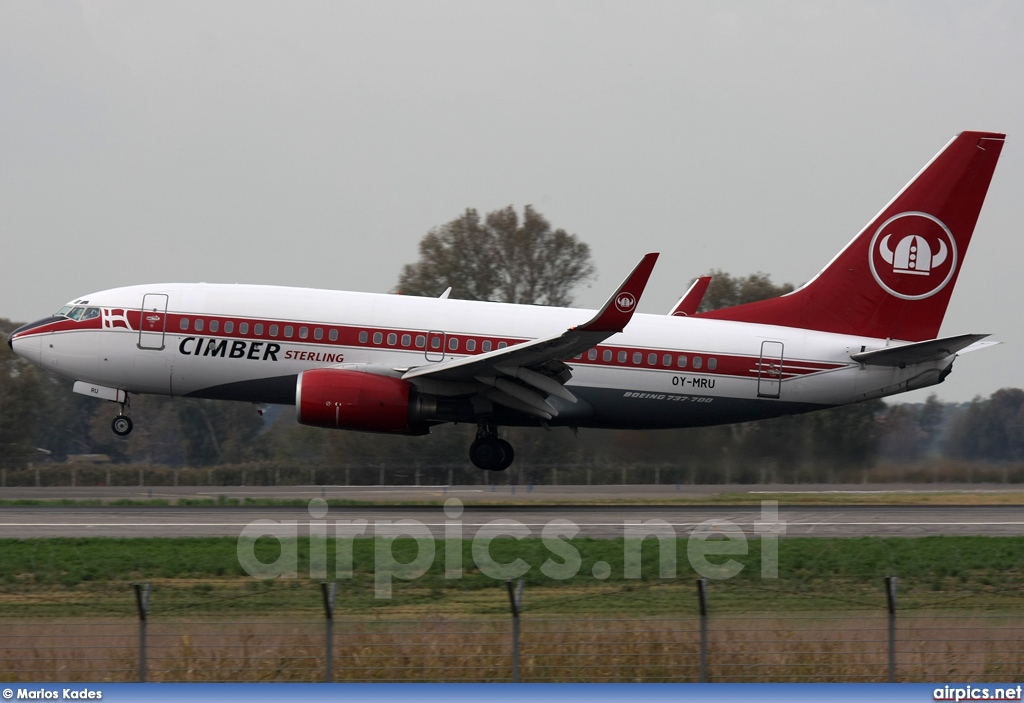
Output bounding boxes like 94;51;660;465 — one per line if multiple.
849;333;990;367
401;253;659;419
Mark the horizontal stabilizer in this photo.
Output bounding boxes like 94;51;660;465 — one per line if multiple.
850;333;989;367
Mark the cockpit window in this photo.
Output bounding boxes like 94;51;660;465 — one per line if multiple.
56;306;73;318
60;306;100;321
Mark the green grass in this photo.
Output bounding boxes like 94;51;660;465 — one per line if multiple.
1;536;1023;617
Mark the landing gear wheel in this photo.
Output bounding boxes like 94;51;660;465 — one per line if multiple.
112;416;134;436
495;439;514;471
470;437;513;471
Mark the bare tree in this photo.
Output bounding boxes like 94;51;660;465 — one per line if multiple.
397;205;595;306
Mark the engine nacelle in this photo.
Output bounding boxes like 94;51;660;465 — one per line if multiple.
296;368;432;433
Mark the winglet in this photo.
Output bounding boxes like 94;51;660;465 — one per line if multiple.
669;275;712;316
576;253;659;333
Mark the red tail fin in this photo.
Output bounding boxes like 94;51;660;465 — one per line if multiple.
696;131;1005;341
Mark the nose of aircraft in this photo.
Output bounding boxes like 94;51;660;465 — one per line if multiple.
7;318;52;365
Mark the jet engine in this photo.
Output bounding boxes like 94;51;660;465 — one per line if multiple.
296;368;435;433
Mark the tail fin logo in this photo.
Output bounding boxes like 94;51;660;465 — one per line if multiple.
869;211;957;300
614;292;637;313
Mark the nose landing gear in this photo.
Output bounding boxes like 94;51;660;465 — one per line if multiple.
111;395;133;436
469;424;514;471
112;415;134;436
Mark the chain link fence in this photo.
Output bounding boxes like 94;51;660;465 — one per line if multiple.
2;579;1023;683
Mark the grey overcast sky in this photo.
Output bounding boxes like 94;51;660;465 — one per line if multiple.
2;1;1022;402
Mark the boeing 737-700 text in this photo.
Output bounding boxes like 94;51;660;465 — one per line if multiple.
8;131;1005;470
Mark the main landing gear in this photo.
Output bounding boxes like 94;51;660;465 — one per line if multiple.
469;424;514;471
111;395;133;437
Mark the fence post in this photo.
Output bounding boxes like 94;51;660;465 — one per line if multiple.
506;579;524;683
697;578;708;682
35;466;40;487
885;576;898;682
321;581;337;682
134;582;151;683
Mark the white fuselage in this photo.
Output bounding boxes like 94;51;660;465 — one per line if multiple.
11;283;951;429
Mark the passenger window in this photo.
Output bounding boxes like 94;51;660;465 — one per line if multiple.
299;327;308;339
574;354;582;360
402;334;411;346
648;353;657;365
618;351;627;363
482;340;492;352
209;320;219;333
358;331;368;343
708;358;717;370
314;328;323;340
448;338;458;351
284;326;294;338
195;319;204;332
588;349;597;360
498;341;507;349
253;323;263;335
677;355;687;368
240;323;249;334
373;332;383;344
269;324;278;337
663;354;672;367
180;318;189;331
415;335;425;348
693;356;703;369
603;350;612;362
388;333;397;345
466;339;476;352
329;329;338;342
633;352;643;364
224;321;234;334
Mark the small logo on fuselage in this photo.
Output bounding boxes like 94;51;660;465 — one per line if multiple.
868;211;957;300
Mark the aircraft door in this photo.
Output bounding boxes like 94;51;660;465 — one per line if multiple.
425;330;446;362
757;341;784;398
138;293;169;350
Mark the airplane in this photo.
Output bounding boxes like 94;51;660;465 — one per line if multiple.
8;131;1005;471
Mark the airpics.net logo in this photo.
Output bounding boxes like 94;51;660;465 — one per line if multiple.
236;499;786;598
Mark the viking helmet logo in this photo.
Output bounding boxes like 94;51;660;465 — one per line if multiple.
614;292;636;313
879;233;948;276
868;211;957;301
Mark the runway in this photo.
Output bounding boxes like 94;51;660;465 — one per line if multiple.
2;504;1023;538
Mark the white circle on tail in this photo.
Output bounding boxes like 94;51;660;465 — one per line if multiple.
614;292;637;313
868;211;957;300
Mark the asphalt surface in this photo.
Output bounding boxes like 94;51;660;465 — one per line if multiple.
1;503;1023;538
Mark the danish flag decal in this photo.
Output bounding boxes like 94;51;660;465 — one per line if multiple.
868;211;958;300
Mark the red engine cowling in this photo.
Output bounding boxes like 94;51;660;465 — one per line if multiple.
296;368;417;433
